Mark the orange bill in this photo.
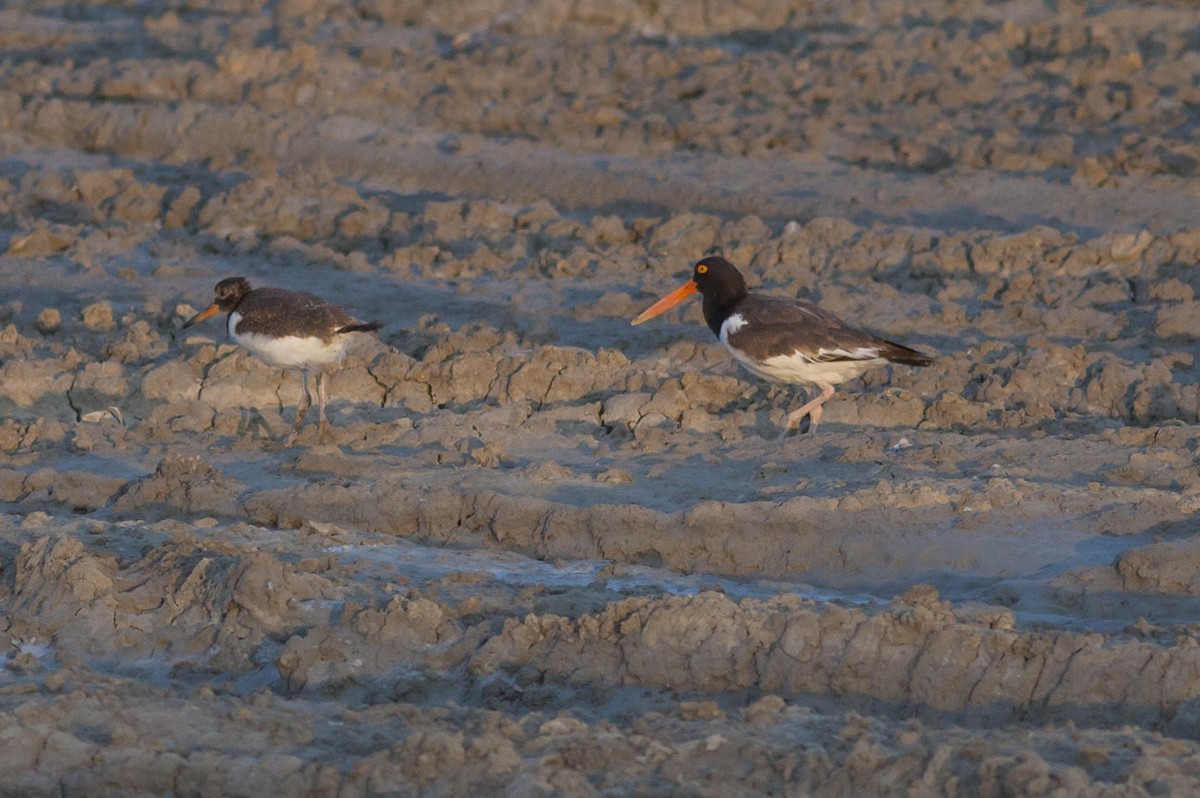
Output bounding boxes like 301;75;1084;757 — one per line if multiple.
184;303;220;328
631;279;698;326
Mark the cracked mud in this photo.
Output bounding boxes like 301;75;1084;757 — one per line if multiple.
4;0;1200;795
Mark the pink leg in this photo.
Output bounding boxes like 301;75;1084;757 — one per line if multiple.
781;380;836;436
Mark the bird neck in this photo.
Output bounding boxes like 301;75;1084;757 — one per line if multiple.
223;292;249;316
702;289;746;337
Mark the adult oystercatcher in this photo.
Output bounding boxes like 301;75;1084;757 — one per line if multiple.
184;277;381;445
632;256;932;434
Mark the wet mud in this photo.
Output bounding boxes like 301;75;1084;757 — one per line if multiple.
4;0;1200;795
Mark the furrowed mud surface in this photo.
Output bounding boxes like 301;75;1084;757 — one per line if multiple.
3;1;1200;795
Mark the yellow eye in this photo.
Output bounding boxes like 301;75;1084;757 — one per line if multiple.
696;264;708;274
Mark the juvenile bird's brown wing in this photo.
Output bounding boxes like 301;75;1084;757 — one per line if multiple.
234;288;360;341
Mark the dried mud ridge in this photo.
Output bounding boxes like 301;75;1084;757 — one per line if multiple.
3;0;1200;796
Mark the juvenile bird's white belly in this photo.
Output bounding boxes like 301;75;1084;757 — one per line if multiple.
229;314;344;370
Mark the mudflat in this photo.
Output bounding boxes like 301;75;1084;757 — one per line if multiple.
3;1;1200;795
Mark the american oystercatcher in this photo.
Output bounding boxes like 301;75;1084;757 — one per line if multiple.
184;277;381;445
632;256;932;434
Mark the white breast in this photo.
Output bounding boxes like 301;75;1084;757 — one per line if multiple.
719;313;748;343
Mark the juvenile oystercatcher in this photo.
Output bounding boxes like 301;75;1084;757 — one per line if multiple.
632;256;932;434
184;277;381;445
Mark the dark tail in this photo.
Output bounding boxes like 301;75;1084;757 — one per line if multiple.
337;322;382;334
881;340;933;367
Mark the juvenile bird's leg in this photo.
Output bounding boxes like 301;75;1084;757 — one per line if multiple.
283;370;312;447
316;370;334;445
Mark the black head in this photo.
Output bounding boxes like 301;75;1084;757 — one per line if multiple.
631;255;751;332
183;276;252;327
211;276;252;311
693;256;750;335
692;256;748;301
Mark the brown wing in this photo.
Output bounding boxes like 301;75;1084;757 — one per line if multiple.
234;288;359;341
726;295;931;366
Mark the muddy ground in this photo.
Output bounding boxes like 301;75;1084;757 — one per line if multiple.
3;0;1200;795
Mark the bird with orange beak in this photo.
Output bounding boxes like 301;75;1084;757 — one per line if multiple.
184;277;381;445
632;256;932;434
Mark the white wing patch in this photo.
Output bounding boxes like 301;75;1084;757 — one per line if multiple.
724;346;889;387
814;346;882;362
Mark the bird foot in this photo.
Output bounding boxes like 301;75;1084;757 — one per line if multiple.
775;415;814;440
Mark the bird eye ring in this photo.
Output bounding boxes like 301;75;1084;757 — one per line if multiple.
696;264;708;274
